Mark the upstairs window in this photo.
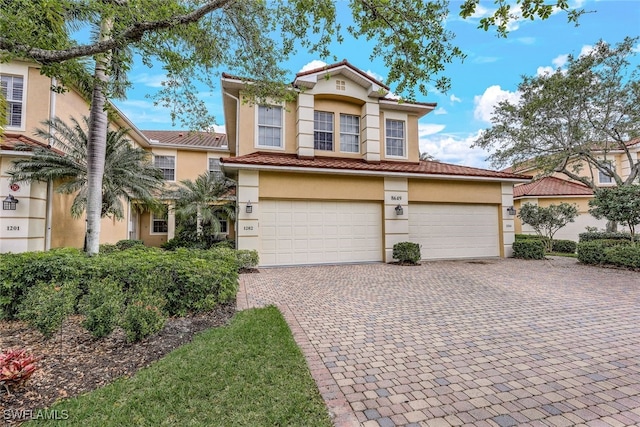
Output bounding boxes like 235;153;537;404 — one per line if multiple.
155;155;175;181
385;119;405;157
314;111;334;151
1;75;24;128
340;114;360;153
257;105;283;148
598;160;614;184
209;158;222;178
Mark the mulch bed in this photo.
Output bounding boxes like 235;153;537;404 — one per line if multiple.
0;301;237;424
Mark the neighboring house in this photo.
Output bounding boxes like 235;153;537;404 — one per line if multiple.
510;139;640;241
137;130;232;246
220;60;530;266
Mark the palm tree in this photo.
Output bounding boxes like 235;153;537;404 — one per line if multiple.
10;115;164;222
171;172;236;242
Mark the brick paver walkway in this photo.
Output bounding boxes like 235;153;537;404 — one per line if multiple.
237;257;640;427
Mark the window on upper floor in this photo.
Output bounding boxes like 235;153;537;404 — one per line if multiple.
257;105;283;148
154;155;175;181
1;75;24;128
598;160;614;184
340;114;360;153
385;119;405;157
209;158;222;178
314;111;334;151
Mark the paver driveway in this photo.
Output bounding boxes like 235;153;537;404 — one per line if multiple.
237;257;640;427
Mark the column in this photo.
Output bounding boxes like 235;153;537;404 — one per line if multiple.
384;177;409;262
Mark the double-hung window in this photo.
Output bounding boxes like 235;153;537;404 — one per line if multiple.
257;105;283;148
340;114;360;153
155;155;175;181
209;158;222;178
152;208;168;234
385;119;405;157
598;160;614;184
314;111;334;151
1;75;24;128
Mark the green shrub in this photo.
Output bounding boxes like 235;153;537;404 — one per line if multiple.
578;231;634;242
98;244;119;254
605;245;640;269
0;248;87;320
237;250;259;270
512;240;545;259
79;279;125;338
552;239;577;254
120;291;166;343
18;282;79;338
577;241;607;265
392;242;421;264
212;240;235;249
115;239;145;250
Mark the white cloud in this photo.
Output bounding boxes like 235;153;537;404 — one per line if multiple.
450;94;462;103
516;37;536;45
298;60;327;73
433;107;448;115
418;123;446;137
473;85;520;123
365;69;385;82
536;66;555;76
473;56;499;64
469;4;491;18
115;99;224;132
419;129;492;169
131;73;167;88
580;44;595;57
552;54;569;69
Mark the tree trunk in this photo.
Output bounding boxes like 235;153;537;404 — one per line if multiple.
85;18;113;255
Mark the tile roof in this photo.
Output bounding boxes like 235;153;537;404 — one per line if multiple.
0;133;63;154
222;152;530;181
295;59;391;90
141;130;228;148
514;176;593;198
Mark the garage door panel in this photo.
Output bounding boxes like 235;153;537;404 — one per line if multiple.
409;203;499;260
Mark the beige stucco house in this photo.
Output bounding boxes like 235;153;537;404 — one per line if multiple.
221;60;529;266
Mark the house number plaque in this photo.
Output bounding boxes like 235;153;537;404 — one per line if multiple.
6;226;20;231
391;195;402;201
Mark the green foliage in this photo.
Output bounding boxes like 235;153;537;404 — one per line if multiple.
237;250;259;270
79;279;125;339
392;242;421;264
605;245;640;269
98;244;119;254
577;239;638;266
589;185;640;239
512;240;545;260
18;282;79;338
120;291;166;343
517;203;579;251
578;231;635;242
115;239;145;250
552;239;577;254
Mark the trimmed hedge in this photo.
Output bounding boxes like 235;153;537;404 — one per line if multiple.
578;232;635;242
392;242;421;264
552;239;577;254
577;241;608;265
605;245;640;269
577;240;640;268
512;240;545;259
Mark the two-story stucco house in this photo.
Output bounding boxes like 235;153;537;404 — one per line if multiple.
221;60;529;266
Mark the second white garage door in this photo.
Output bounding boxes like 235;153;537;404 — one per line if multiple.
408;203;500;260
260;200;383;266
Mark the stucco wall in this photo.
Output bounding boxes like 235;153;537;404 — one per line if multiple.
259;171;384;201
408;179;502;204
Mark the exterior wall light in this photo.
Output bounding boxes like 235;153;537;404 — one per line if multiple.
245;200;253;214
506;206;516;216
395;204;403;216
3;195;19;210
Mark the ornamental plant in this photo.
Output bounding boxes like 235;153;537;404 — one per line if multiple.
0;349;38;394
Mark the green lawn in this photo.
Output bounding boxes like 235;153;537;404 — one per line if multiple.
30;306;332;427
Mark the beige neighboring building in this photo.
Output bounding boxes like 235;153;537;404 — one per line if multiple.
221;60;529;266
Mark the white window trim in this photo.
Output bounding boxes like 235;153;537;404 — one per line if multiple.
384;115;408;160
150;211;168;235
1;63;29;132
597;159;615;186
339;113;360;153
255;104;286;150
208;157;223;177
154;154;176;182
218;218;229;235
314;110;334;151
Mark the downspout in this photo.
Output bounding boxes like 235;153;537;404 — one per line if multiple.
45;77;57;250
223;90;241;249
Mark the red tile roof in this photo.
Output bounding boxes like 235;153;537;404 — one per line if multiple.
141;130;228;148
221;152;530;181
514;176;593;198
1;133;63;154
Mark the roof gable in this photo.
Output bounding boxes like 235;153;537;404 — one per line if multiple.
514;176;593;198
294;59;389;98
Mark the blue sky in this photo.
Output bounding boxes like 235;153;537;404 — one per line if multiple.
113;0;640;170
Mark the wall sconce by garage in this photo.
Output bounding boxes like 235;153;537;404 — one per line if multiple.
506;206;516;216
3;195;19;210
245;200;253;214
394;204;403;216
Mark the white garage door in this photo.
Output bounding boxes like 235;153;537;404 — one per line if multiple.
409;204;500;260
260;200;383;266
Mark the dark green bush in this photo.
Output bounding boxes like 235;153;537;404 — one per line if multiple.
392;242;421;264
578;232;635;242
79;279;125;338
18;281;79;338
577;241;607;265
120;291;166;343
115;239;145;250
237;250;259;270
551;239;577;254
98;244;119;254
605;245;640;269
512;240;545;259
